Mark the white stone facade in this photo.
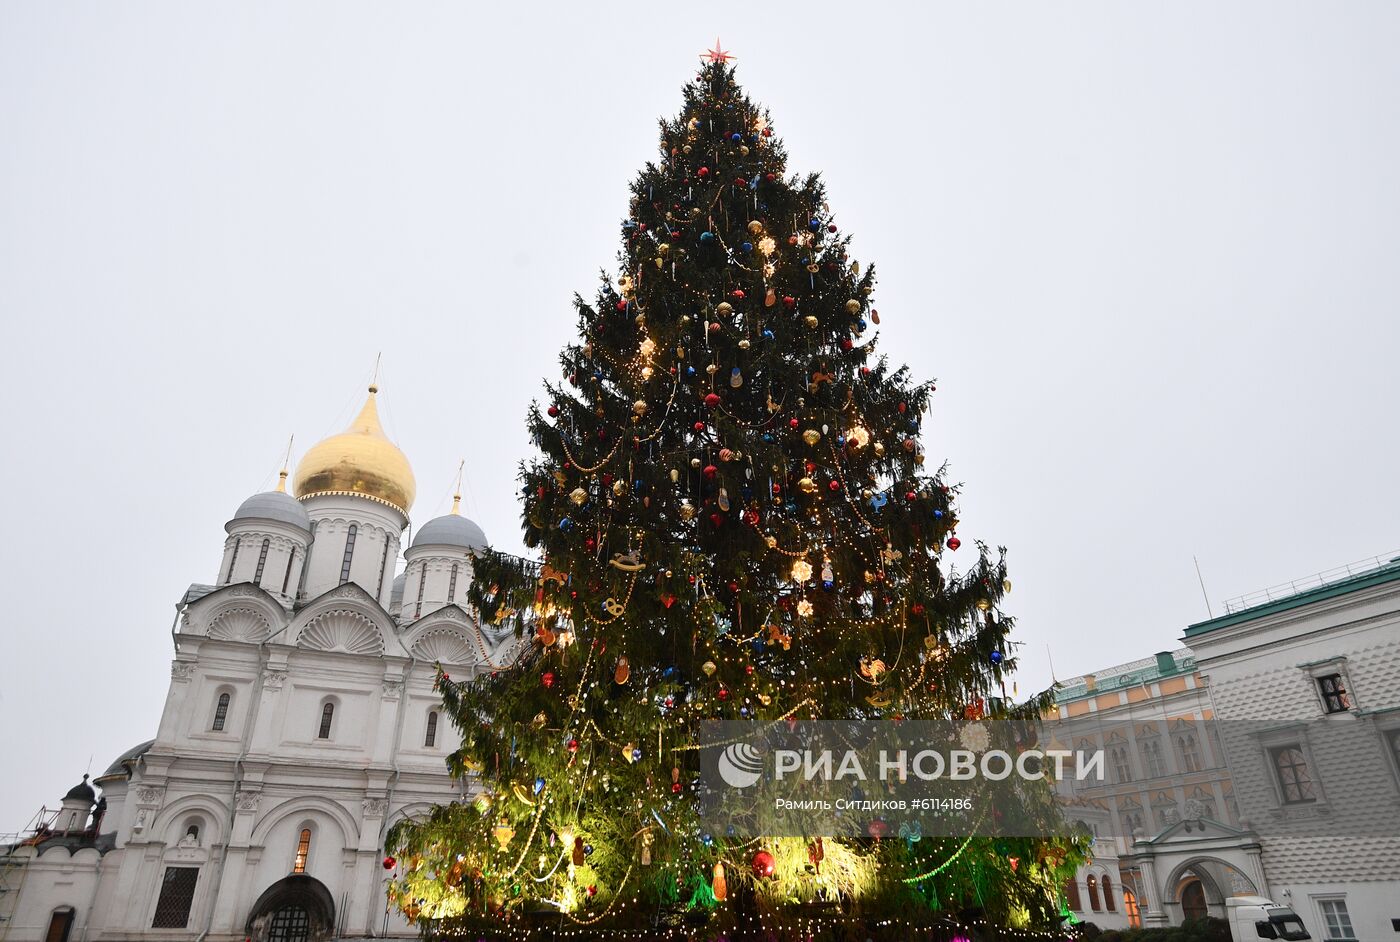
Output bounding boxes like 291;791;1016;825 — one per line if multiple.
1184;560;1400;942
2;408;513;942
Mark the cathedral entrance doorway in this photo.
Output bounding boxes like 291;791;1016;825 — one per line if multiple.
245;875;335;942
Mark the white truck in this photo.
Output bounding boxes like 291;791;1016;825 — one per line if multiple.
1226;896;1311;942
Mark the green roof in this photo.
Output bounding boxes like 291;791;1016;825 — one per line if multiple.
1185;560;1400;637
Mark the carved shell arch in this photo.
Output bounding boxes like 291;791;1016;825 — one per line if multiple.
410;627;475;666
207;608;272;644
297;609;385;656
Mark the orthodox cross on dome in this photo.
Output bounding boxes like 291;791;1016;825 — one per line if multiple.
277;435;294;492
451;460;465;515
701;38;735;64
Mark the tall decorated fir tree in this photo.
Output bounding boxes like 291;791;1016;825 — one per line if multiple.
389;51;1084;939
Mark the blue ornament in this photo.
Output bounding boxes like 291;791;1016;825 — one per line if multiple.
762;433;774;443
990;650;1004;664
822;581;835;592
701;833;715;846
559;516;573;530
726;824;737;837
634;479;644;493
533;777;545;795
584;843;594;856
700;231;715;244
741;241;753;253
730;132;742;143
762;329;775;340
631;747;643;762
687;366;697;377
809;219;821;231
934;509;944;519
870;492;889;510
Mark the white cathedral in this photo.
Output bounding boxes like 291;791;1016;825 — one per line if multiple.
1;385;514;942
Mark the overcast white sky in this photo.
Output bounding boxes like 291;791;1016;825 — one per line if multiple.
3;2;1398;831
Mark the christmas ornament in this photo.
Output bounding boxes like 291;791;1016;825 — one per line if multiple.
713;861;728;901
752;850;776;879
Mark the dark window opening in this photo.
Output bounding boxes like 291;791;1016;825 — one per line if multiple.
338;525;358;585
317;702;334;740
1271;745;1317;803
425;711;438;748
1317;674;1351;714
292;828;311;874
212;692;230;732
253;538;271;584
151;866;199;928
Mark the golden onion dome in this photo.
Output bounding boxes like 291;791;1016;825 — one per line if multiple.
293;385;416;515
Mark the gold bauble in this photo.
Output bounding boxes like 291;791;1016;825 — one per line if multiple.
640;366;654;380
633;399;649;414
716;302;733;316
747;220;764;234
678;500;696;521
845;299;861;315
612;479;626;497
738;339;750;350
702;660;717;677
569;487;588;505
804;315;819;328
670;468;680;483
873;442;886;457
797;477;817;494
690;457;701;468
975;598;992;612
802;429;821;446
658;243;670;255
1002;578;1013;593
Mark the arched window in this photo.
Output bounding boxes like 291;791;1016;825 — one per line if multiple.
447;564;459;602
1087;873;1101;912
1124;888;1141;928
185;823;200;842
292;828;311;874
1178;734;1202;772
375;541;391;599
339;525;358;585
223;537;242;584
212;692;231;731
1103;874;1116;911
413;562;427;619
281;548;297;595
253;538;271;584
1112;746;1133;783
1064;878;1082;912
425;711;438;748
317;702;334;740
297;522;317;599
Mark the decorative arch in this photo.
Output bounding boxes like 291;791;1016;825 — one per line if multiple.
408;626;474;665
245;874;335;942
249;795;358;850
1162;855;1258;903
288;584;396;656
208;608;272;644
185;584;288;640
297;610;384;656
150;794;230;847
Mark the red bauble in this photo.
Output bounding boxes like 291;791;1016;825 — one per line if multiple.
783;295;796;308
828;480;840;492
752;850;776;878
698;166;710;178
906;491;917;501
710;513;723;527
382;856;396;870
788;418;800;429
547;405;559;417
567;738;580;753
840;338;853;351
541;671;556;688
734;177;746;187
731;289;745;299
694;421;706;432
702;464;718;479
704;392;721;408
947;536;962;551
765;171;776;180
615;300;627;312
672;782;683;794
717;688;730;701
827;224;838;233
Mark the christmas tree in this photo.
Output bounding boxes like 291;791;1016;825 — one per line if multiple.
388;50;1084;939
